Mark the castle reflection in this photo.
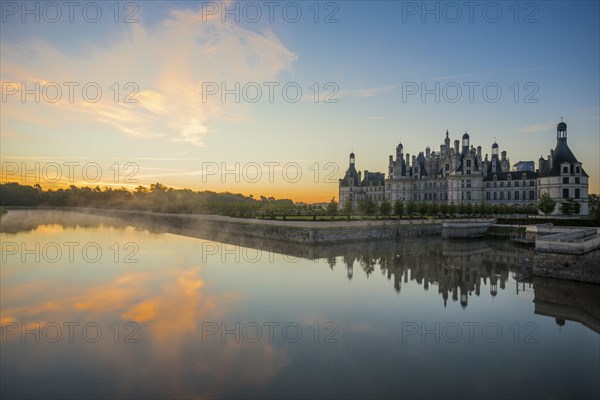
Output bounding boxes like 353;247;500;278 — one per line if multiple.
325;239;527;308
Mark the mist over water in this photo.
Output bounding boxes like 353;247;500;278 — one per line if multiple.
1;210;598;399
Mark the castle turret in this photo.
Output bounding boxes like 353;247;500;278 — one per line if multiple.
462;132;470;154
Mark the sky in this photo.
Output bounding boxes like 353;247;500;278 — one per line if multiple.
1;0;599;202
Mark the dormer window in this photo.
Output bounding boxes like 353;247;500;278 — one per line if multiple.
563;166;569;174
576;166;581;174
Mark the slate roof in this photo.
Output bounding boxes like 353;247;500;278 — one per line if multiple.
483;170;538;182
538;138;588;178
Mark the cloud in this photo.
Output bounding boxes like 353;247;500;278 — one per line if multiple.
1;6;297;146
337;85;396;98
519;123;554;134
428;67;543;82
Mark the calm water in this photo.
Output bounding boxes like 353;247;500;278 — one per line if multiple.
1;210;599;399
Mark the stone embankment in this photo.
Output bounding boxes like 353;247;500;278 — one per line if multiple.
79;208;442;244
533;250;600;284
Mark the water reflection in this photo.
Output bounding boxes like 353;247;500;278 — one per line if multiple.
1;210;599;399
533;276;600;334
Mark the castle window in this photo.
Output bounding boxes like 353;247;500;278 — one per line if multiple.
576;166;581;174
467;160;472;167
507;181;511;187
563;189;569;199
445;164;449;171
563;177;569;184
575;177;580;184
493;192;497;200
486;182;490;188
486;192;490;200
575;189;580;198
500;182;504;188
529;191;535;200
515;191;519;200
530;180;535;187
507;191;511;200
500;192;504;200
523;191;527;200
563;166;569;174
515;181;519;187
466;180;471;188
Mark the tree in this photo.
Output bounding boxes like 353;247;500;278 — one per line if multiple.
359;199;377;216
379;199;392;217
393;199;404;219
447;202;457;217
365;199;377;216
588;194;599;219
560;198;580;217
526;203;538;216
417;201;429;217
341;198;354;217
439;202;448;216
326;197;338;216
538;192;556;218
464;203;473;216
429;202;439;217
406;200;417;217
476;202;486;216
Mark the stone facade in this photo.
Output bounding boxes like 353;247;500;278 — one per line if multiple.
339;120;590;215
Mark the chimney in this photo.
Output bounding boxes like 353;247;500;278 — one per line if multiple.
538;156;545;171
406;153;410;167
477;146;482;157
389;155;393;164
454;140;460;154
426;146;431;158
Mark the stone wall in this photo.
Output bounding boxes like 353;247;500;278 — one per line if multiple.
533;250;600;284
78;208;442;244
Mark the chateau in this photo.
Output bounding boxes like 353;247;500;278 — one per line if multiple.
339;120;589;215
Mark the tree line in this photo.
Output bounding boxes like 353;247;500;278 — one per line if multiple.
0;182;296;217
327;194;600;219
2;182;598;220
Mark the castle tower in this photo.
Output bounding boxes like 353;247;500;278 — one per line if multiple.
537;119;589;215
